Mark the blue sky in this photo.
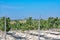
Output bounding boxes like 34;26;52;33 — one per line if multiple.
0;0;60;19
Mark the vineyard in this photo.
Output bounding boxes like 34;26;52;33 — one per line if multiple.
0;17;60;40
0;17;60;31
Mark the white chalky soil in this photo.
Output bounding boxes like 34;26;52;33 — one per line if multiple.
0;30;60;40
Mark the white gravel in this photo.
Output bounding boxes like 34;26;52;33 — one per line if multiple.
0;30;60;40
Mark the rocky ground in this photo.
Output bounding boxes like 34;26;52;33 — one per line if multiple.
0;30;60;40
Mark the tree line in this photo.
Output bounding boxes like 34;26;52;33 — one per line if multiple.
0;17;60;32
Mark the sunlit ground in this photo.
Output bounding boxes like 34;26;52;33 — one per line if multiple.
0;29;60;40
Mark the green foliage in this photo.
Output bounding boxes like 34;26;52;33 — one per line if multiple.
0;16;60;31
0;17;11;32
6;17;11;32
